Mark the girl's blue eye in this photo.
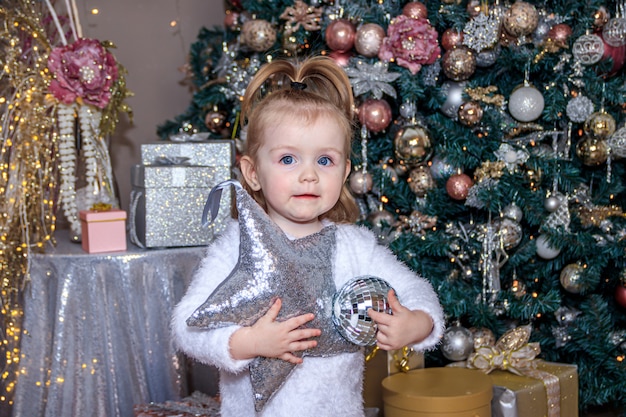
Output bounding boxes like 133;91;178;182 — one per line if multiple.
280;155;294;165
318;156;332;166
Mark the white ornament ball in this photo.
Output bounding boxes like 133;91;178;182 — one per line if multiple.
441;325;474;361
572;33;605;65
508;84;545;122
535;234;561;259
602;17;626;47
566;95;595;123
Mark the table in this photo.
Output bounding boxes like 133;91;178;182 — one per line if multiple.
12;231;207;417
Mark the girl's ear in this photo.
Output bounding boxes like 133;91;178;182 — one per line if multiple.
343;158;351;183
240;155;261;191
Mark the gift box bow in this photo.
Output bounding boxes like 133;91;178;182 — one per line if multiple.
467;324;540;376
458;324;562;417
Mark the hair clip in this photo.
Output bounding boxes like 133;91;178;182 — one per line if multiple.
290;81;307;90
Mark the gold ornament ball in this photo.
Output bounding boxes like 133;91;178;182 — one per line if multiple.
446;173;474;201
242;19;277;52
575;137;609;166
349;171;373;195
503;1;539;37
470;327;495;349
458;101;483;126
408;166;435;197
560;263;584;294
593;6;610;28
354;23;385;57
442;46;476;81
394;125;433;166
584;111;616;139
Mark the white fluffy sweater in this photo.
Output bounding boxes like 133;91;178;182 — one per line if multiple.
171;220;444;417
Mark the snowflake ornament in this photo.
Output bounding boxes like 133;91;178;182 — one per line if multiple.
463;12;500;52
345;60;401;99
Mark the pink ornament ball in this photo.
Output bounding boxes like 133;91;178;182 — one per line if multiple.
358;99;392;133
325;19;356;53
328;50;352;67
446;173;473;200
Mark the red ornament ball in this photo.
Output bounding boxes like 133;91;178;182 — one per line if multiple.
325;19;356;53
441;28;464;50
224;11;240;30
615;283;626;308
402;2;428;19
600;31;626;76
358;99;392;133
446;173;473;200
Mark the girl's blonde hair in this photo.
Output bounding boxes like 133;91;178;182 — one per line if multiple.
239;56;359;224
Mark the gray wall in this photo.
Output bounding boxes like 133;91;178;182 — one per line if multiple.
77;0;225;210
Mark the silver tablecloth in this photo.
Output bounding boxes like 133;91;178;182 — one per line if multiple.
13;232;207;417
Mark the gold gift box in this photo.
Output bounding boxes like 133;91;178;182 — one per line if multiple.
382;367;493;417
363;348;424;416
488;360;578;417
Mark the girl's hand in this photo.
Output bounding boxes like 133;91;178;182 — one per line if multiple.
367;290;434;351
230;298;321;364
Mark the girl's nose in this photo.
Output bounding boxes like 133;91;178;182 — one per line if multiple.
299;162;319;182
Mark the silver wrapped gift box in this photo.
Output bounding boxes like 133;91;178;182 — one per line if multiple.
130;140;234;248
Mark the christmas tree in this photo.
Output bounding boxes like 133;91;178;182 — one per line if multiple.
159;0;626;412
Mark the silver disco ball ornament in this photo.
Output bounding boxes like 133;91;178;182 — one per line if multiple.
332;276;393;346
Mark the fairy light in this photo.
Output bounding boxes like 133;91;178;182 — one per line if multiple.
91;8;99;15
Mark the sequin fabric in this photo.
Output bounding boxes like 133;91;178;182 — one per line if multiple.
187;181;358;411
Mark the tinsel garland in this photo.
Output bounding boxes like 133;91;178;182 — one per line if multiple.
0;0;132;410
0;0;59;408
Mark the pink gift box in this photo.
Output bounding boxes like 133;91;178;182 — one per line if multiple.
79;209;127;253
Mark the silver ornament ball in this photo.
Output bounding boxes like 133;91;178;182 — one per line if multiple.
441;325;474;361
559;263;584;294
503;203;523;222
544;196;561;212
332;276;393;346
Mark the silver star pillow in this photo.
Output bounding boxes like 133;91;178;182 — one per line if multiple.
187;180;358;411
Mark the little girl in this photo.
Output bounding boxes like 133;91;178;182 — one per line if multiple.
171;56;444;417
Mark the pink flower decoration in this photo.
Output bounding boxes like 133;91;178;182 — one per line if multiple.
378;15;441;75
48;38;119;109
